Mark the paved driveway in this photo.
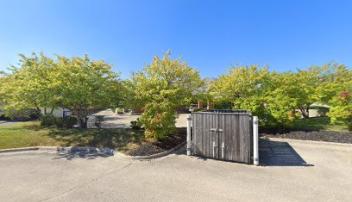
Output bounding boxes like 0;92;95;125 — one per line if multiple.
0;139;351;202
87;110;189;128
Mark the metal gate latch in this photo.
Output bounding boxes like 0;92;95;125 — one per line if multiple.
210;128;223;132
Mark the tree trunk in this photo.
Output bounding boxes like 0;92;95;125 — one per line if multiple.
49;107;55;115
300;107;310;118
35;106;42;117
76;105;88;128
79;117;88;128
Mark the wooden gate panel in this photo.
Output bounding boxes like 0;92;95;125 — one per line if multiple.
192;113;218;158
192;112;253;164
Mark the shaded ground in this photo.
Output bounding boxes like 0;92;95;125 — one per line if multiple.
259;139;310;166
127;128;186;156
262;117;352;144
0;121;186;156
263;131;352;144
0;139;351;202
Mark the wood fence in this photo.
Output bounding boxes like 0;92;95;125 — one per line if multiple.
191;111;253;164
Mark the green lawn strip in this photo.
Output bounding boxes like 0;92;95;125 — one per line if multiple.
2;118;347;151
0;121;144;150
0;122;61;149
290;117;349;132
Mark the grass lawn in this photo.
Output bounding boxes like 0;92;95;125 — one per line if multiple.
2;117;346;151
290;117;349;132
0;121;145;151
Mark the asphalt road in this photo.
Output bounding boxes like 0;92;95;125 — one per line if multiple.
0;139;351;202
0;121;17;126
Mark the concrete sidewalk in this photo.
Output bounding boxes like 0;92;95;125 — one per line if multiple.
0;139;351;201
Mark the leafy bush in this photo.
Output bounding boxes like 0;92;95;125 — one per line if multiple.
0;114;11;121
55;116;77;128
40;114;57;127
130;118;143;130
4;109;40;121
328;90;352;131
115;108;124;114
55;118;64;128
64;116;78;128
141;102;176;140
131;53;202;140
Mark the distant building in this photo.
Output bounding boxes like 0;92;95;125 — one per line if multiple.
40;107;71;118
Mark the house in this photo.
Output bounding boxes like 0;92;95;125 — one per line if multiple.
40;107;72;118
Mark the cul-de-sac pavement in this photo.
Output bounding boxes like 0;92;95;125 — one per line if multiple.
1;139;351;202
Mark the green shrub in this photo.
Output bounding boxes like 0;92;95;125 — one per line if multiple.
115;108;124;114
64;116;77;128
131;54;202;140
328;90;352;131
55;118;64;128
140;102;176;140
130;118;143;129
55;116;77;128
40;114;57;127
5;109;40;121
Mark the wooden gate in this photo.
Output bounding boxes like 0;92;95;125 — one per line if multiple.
191;111;253;164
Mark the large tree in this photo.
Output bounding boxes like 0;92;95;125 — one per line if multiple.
53;55;122;127
317;64;352;130
1;53;122;128
210;65;275;125
132;54;202;140
0;53;57;114
210;65;322;128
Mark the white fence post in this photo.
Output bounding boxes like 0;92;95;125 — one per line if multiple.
186;114;192;156
253;116;259;166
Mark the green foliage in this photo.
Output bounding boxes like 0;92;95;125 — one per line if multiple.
210;65;278;126
1;51;351;132
57;116;78;128
40;114;57;127
0;54;58;113
313;64;352;130
40;114;77;128
132;53;202;140
53;55;122;127
209;64;350;129
1;108;39;121
115;107;124;114
141;102;177;140
130;118;143;130
0;53;122;128
328;86;352;130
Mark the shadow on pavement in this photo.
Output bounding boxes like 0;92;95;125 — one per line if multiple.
53;147;114;160
260;139;313;166
173;139;313;167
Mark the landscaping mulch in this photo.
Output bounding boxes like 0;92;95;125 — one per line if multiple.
262;130;352;144
127;128;186;156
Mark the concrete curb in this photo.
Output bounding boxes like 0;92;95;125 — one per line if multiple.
118;141;186;160
267;137;352;147
0;142;187;160
0;146;58;153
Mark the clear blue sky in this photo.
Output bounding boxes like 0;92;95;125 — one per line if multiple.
1;0;351;78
